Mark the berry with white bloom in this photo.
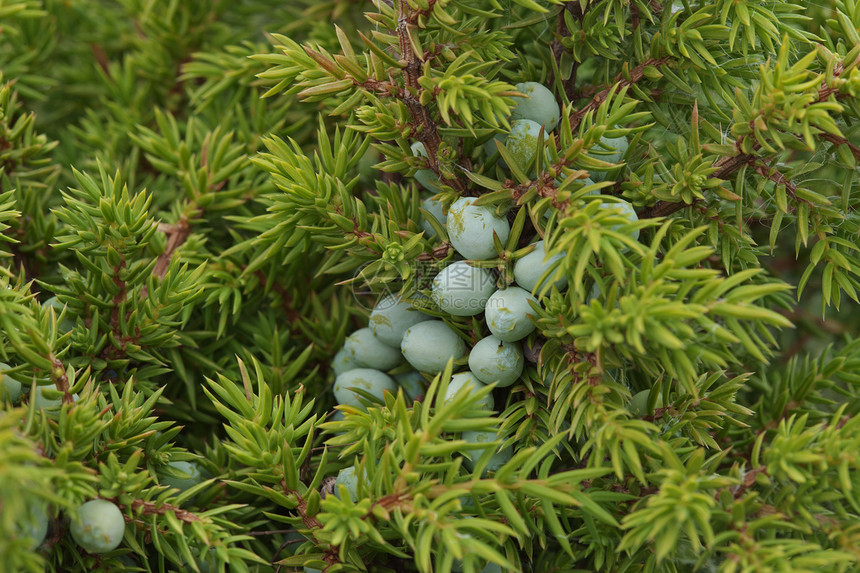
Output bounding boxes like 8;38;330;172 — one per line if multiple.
513;241;568;293
443;371;494;410
411;142;443;193
394;370;425;400
70;499;126;554
333;368;397;407
600;199;640;241
332;347;362;376
510;82;560;131
18;501;49;550
370;295;431;347
420;197;447;237
504;119;543;172
161;460;203;493
431;261;496;317
446;197;510;260
335;466;361;502
629;389;664;416
343;327;403;371
401;320;466;374
32;385;79;417
485;287;538;342
0;362;21;403
468;335;524;387
461;428;513;472
590;131;628;181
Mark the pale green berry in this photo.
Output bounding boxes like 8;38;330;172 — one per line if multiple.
452;531;504;572
431;261;496;316
446;197;510;260
343;327;402;371
590;131;628;181
601;199;640;241
192;548;217;573
513;241;568;293
461;429;512;473
357;147;377;180
443;371;494;410
566;176;598;194
420;197;447;237
33;385;62;410
43;296;75;333
327;410;348;437
597;134;629;165
482;132;507;164
161;460;202;493
335;466;360;502
370;295;431;347
468;336;524;388
504;119;543;172
411;142;442;193
511;82;560;131
585;281;621;310
415;170;443;194
0;362;22;403
333;368;397;407
485;287;538;342
394;370;425;400
401;321;466;374
32;385;79;416
586;282;602;304
19;501;49;550
629;389;664;416
332;348;362;377
70;499;126;554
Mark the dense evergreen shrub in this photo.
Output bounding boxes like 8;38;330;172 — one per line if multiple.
1;1;859;572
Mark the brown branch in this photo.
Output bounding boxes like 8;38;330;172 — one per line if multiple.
7;225;39;291
569;56;673;131
639;151;759;219
153;138;224;279
397;10;439;158
819;132;860;162
129;498;201;523
109;257;128;334
416;241;452;262
280;482;340;570
90;43;110;74
49;354;74;404
724;466;768;501
631;2;641;29
154;219;193;278
287;487;324;531
100;252;141;364
252;270;302;326
750;159;810;210
641;54;857;220
549;4;581;102
395;2;465;192
817;60;848;103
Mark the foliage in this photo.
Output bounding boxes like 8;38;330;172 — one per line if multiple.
0;0;859;572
